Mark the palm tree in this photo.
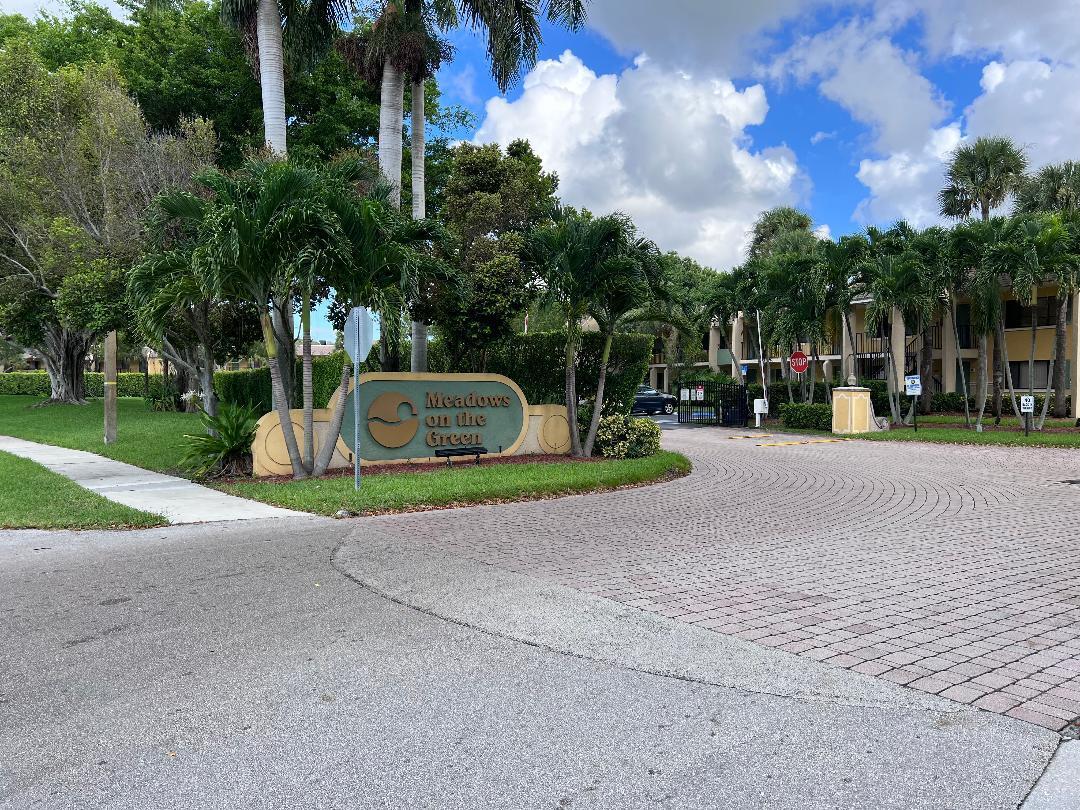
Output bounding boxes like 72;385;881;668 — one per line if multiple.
155;160;340;478
316;185;446;474
1016;162;1080;417
950;219;1004;429
525;208;626;458
747;206;813;261
220;0;352;155
582;226;660;456
986;214;1075;428
864;240;934;424
939;136;1028;419
345;0;586;372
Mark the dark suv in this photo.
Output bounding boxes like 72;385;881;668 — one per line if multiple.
632;385;677;415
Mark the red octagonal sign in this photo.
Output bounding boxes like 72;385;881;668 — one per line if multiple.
789;351;809;374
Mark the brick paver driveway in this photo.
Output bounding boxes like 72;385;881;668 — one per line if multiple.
367;426;1080;732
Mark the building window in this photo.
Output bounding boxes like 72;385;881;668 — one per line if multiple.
1004;296;1063;329
1008;361;1052;390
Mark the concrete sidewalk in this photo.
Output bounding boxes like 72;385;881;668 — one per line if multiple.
0;435;301;524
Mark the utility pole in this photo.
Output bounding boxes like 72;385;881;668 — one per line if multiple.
104;330;117;444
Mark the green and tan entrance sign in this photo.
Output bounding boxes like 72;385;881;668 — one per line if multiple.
339;373;530;463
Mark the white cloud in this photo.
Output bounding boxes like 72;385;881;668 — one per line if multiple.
810;130;836;145
586;0;828;75
768;15;948;154
854;123;961;226
965;60;1080;168
813;223;832;239
474;51;804;269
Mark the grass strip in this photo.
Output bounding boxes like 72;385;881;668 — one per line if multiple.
221;451;691;516
0;450;165;530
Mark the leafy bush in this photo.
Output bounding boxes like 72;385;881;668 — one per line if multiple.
179;403;260;478
778;402;833;431
594;413;662;459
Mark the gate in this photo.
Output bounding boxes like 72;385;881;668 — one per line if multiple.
677;381;749;427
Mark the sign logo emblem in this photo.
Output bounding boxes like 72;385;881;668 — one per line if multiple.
366;391;418;448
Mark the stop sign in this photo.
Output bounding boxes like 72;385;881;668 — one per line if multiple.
789;351;809;374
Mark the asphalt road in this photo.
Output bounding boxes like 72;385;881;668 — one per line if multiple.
0;514;1058;809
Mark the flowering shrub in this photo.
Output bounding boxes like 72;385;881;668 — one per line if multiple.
594;414;662;459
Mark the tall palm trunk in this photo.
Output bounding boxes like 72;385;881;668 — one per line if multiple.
409;80;428;373
583;331;613;457
1052;292;1070;417
564;326;582;457
312;364;352;476
996;317;1022;419
256;0;287;155
886;334;902;424
1037;328;1059;430
378;61;404;206
948;296;971;428
271;297;294;407
301;291;314;473
262;313;305;478
919;324;934;415
975;334;989;428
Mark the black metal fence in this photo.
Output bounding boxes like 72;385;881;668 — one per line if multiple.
677;381;749;427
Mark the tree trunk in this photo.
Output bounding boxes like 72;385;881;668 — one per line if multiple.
312;363;352;477
409;79;427;374
378;60;405;207
920;325;934;415
565;327;582;457
992;329;1003;420
582;331;612;457
40;326;92;404
262;313;306;478
949;295;971;428
975;334;989;429
301;292;314;474
1052;292;1069;418
271;297;294;408
997;316;1022;420
886;335;901;424
256;0;287;155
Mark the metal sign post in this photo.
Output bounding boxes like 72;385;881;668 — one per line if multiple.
344;307;375;491
1021;395;1035;437
904;375;922;432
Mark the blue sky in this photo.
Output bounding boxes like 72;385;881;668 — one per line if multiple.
432;0;1080;275
9;0;1076;342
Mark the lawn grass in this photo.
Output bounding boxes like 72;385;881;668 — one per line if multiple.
0;395;196;474
0;450;164;530
860;426;1080;448
222;451;692;516
914;413;1077;429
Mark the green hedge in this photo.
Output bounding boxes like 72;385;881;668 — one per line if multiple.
0;371;166;398
470;331;651;415
215;353;351;412
2;333;651;417
778;402;833;430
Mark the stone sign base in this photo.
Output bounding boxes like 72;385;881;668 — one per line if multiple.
831;386;887;435
251;392;571;478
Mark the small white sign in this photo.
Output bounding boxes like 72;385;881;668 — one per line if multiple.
694;386;705;401
1021;395;1035;414
753;398;769;415
904;374;922;396
680;388;689;401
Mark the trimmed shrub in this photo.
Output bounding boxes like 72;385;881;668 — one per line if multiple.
0;371;167;399
930;391;972;413
594;413;662;459
778;402;833;431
